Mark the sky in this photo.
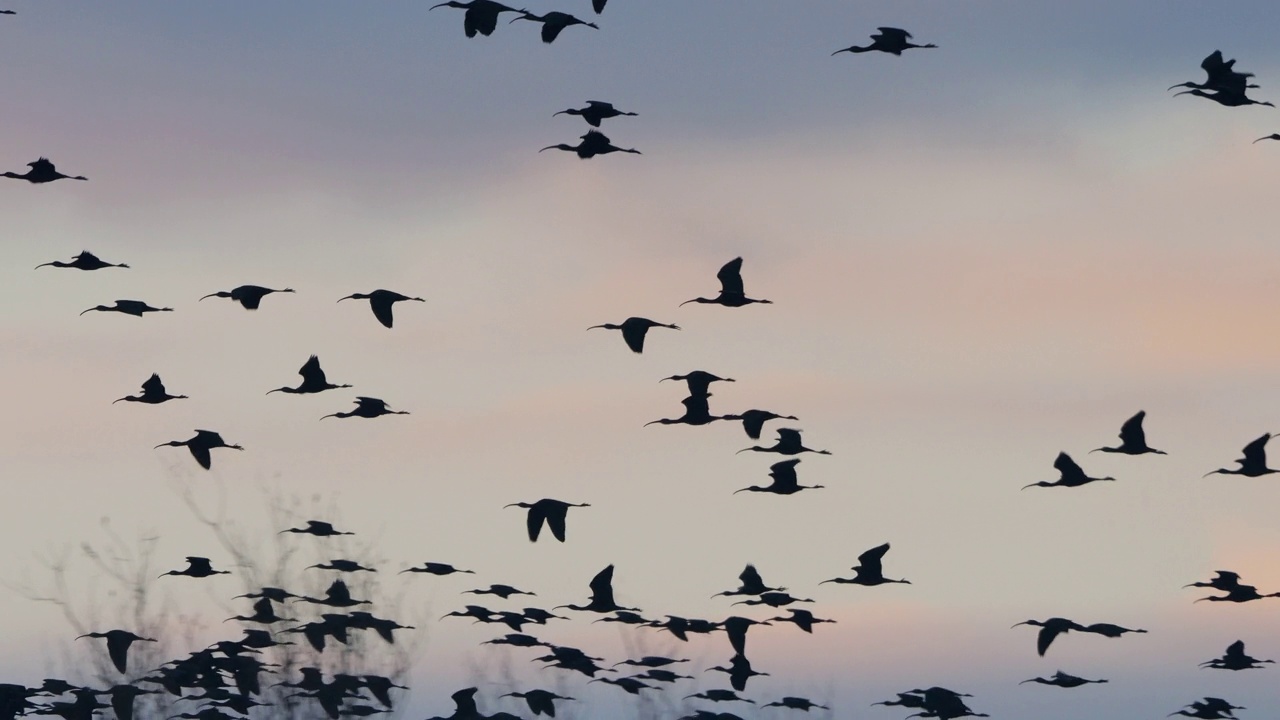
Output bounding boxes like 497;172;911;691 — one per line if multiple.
3;1;1280;718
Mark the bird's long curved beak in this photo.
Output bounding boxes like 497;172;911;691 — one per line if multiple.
34;262;53;269
539;146;558;153
79;308;95;316
585;324;606;330
428;1;448;9
112;397;127;404
1020;483;1038;490
832;48;849;56
153;443;169;449
732;488;750;494
337;295;355;302
678;299;697;306
198;294;216;301
319;414;337;420
553;110;568;117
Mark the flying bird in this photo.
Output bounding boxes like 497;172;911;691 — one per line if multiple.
321;397;409;420
660;370;735;397
510;10;597;43
542;130;641;158
280;520;353;537
1174;87;1274;107
338;290;425;329
735;458;824;495
429;0;526;37
1019;670;1108;688
464;584;536;599
154;430;243;470
733;409;799;439
268;355;352;395
1022;452;1116;489
833;27;937;56
737;428;831;456
2;157;87;183
768;608;836;633
36;251;128;271
712;564;786;598
81;300;172;317
681;257;772;308
555;101;636;127
1169;51;1260;94
502;689;575;717
200;285;294;310
75;630;155;673
1012;617;1087;656
646;394;736;427
504;498;590;542
764;697;829;711
1201;640;1274;670
400;562;475;576
588;317;679;353
1091;411;1166;455
821;542;910;586
555;565;639;613
114;374;187;405
1204;434;1280;477
158;556;230;579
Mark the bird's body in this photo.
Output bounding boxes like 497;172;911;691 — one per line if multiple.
321;397;408;420
555;100;636;127
1013;617;1087;656
555;565;638;613
1092;411;1166;455
661;371;735;397
681;257;772;308
200;285;294;310
542;130;641;158
2;157;87;183
1019;670;1108;688
1023;452;1116;489
764;697;829;711
400;562;474;576
737;428;831;456
465;584;536;599
429;0;525;37
588;317;678;353
822;542;910;586
713;564;785;598
503;689;575;717
1205;434;1280;477
81;300;172;317
338;290;424;329
309;559;376;573
769;608;836;633
511;10;597;43
75;630;156;673
36;251;128;271
281;520;353;537
1175;88;1274;107
269;355;352;395
1201;640;1274;670
735;409;798;439
114;374;187;405
834;27;937;56
732;591;813;608
647;394;735;427
505;499;590;542
1170;51;1260;94
734;458;824;495
154;430;243;470
159;556;230;579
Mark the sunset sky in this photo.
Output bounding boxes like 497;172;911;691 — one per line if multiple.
3;1;1280;718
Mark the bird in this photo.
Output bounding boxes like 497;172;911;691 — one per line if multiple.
1254;134;1280;143
542;130;641;158
1170;698;1246;720
80;300;172;317
734;458;824;495
1195;584;1280;603
200;285;294;310
1019;671;1108;688
224;597;294;624
660;371;735;397
1204;434;1280;477
36;251;128;271
732;591;813;607
613;656;688;669
732;409;799;439
1201;640;1275;670
834;27;937;56
321;397;409;420
74;631;155;673
590;678;655;695
113;374;187;405
1013;617;1088;656
1091;411;1166;455
0;10;15;14
708;653;769;692
308;559;376;572
1185;571;1245;592
154;430;243;470
737;428;831;456
293;579;370;608
588;317;679;353
510;11;597;43
1169;51;1260;94
1081;622;1147;639
1022;452;1116;489
763;697;830;711
280;520;353;537
555;101;636;127
502;689;575;717
712;564;786;598
429;0;526;38
158;556;230;579
646;394;735;427
1174;88;1274;107
721;616;770;656
769;608;835;633
338;290;424;329
99;685;160;720
555;565;639;613
504;499;590;542
464;584;536;599
686;689;754;704
1;157;87;183
483;632;551;648
268;355;352;395
400;562;475;576
681;257;772;308
633;668;693;684
821;542;910;586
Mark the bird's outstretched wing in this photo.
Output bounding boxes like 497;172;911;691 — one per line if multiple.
142;373;165;396
856;543;890;575
716;257;746;296
1118;411;1147;446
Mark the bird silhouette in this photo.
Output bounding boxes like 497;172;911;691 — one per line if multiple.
1201;640;1274;670
661;370;734;397
555;565;639;613
681;257;772;308
646;394;735;427
200;285;294;310
429;0;526;37
734;458;824;495
613;656;688;669
732;591;813;607
542;130;641;158
1204;434;1280;477
75;630;155;673
737;428;830;456
225;597;294;624
1022;452;1115;489
504;499;590;542
2;157;87;183
159;557;230;580
400;562;475;576
0;10;15;13
293;579;370;608
338;290;424;329
708;653;769;692
321;397;409;420
1254;134;1280;143
768;608;836;633
588;317;679;353
590;678;655;695
712;564;786;598
1081;622;1147;639
1174;88;1274;107
633;668;693;684
114;374;187;405
1012;617;1087;656
822;542;910;586
834;27;937;56
36;251;128;271
80;300;172;317
721;616;770;656
100;685;160;720
1019;670;1108;688
1185;571;1245;592
1195;585;1280;603
686;689;754;704
1170;698;1245;720
281;520;353;537
483;632;551;648
309;559;376;572
764;697;829;711
555;101;636;127
154;430;243;470
502;689;575;717
268;355;352;395
1091;411;1166;455
464;584;536;600
1169;51;1260;94
731;409;799;439
510;11;597;43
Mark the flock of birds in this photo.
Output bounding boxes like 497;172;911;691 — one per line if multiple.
2;5;1279;720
